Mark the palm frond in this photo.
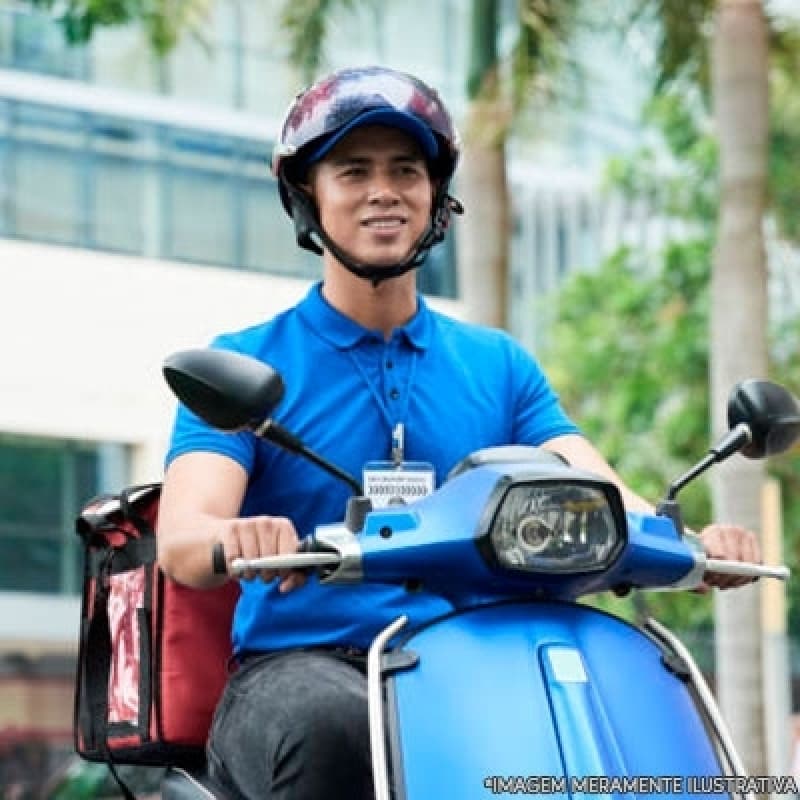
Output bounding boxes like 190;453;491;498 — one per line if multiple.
26;0;212;55
512;0;584;111
280;0;370;82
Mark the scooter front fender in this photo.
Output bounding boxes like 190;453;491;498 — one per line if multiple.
383;602;726;800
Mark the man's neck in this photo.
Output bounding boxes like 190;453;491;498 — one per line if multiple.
321;262;418;339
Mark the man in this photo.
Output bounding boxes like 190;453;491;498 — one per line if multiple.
157;66;759;799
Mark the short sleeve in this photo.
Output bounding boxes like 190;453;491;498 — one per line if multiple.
163;335;258;474
508;339;580;445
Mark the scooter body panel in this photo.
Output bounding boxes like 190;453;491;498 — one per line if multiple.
387;602;725;799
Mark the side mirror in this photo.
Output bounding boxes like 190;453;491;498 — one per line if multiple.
727;379;800;458
163;348;364;500
661;379;800;521
163;348;284;432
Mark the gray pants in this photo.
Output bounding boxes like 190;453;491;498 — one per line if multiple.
207;650;374;800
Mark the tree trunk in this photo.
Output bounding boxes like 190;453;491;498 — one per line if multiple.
458;99;510;329
710;0;769;777
456;0;510;329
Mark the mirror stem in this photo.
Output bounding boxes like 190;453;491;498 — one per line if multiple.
665;453;716;503
663;423;752;504
256;419;364;496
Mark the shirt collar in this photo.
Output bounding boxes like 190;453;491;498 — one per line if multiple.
297;282;432;351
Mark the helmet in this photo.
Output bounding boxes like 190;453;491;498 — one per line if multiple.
272;65;463;285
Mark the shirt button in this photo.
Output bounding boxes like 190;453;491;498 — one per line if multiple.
389;388;400;400
386;360;394;369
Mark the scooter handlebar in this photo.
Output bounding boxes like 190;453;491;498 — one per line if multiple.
704;558;790;582
211;539;342;577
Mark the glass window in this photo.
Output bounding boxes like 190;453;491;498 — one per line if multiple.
7;8;87;79
242;167;317;278
12;140;82;244
168;10;237;108
164;130;237;265
0;100;9;237
166;166;234;265
91;153;148;254
0;436;127;595
91;26;158;93
239;3;298;114
9;103;85;245
90;119;152;254
242;50;297;116
0;8;13;70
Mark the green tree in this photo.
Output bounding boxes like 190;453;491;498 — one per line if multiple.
546;7;800;769
22;0;210;55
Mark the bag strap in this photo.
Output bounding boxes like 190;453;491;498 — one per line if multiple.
104;759;137;800
83;552;135;800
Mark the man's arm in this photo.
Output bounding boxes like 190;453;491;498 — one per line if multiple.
542;433;760;589
157;452;305;592
542;433;653;514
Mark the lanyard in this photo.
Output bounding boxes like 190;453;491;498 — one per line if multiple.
347;346;417;462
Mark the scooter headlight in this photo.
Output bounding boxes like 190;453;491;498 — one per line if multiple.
486;481;625;574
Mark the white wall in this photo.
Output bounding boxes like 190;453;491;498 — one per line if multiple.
0;238;462;482
1;239;306;480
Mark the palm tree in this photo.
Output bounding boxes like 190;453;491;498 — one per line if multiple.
709;0;770;776
24;0;211;54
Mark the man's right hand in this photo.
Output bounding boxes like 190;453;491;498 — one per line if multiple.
217;515;307;592
158;452;307;591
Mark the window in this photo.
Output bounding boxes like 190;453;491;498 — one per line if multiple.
2;7;87;80
90;118;151;254
0;98;457;295
241;148;318;278
164;131;237;266
9;104;84;245
91;27;158;94
0;436;128;595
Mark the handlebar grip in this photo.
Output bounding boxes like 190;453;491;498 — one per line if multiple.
212;541;228;575
211;536;318;576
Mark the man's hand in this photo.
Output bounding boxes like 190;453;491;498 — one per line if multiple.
699;524;761;590
218;515;307;593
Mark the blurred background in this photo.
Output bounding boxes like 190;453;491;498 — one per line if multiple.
0;0;799;795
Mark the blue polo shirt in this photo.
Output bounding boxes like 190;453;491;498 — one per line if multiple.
166;282;579;654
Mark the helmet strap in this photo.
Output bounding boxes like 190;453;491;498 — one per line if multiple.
283;181;463;287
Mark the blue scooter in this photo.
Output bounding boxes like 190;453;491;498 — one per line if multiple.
161;349;800;800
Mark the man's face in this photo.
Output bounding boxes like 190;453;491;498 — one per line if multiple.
307;125;434;268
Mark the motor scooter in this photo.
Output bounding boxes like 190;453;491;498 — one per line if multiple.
160;348;800;800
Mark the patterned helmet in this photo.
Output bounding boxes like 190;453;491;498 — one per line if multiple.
272;65;463;284
273;65;460;188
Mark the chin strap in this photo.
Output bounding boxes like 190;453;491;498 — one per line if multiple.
284;182;464;287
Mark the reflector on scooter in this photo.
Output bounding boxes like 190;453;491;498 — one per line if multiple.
487;481;625;574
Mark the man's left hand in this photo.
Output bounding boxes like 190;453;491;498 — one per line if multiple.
699;524;761;590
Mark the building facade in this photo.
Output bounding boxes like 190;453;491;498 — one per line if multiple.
0;1;468;787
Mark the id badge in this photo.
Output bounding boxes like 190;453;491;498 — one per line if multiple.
363;461;435;508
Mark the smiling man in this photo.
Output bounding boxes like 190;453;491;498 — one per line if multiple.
156;66;760;800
